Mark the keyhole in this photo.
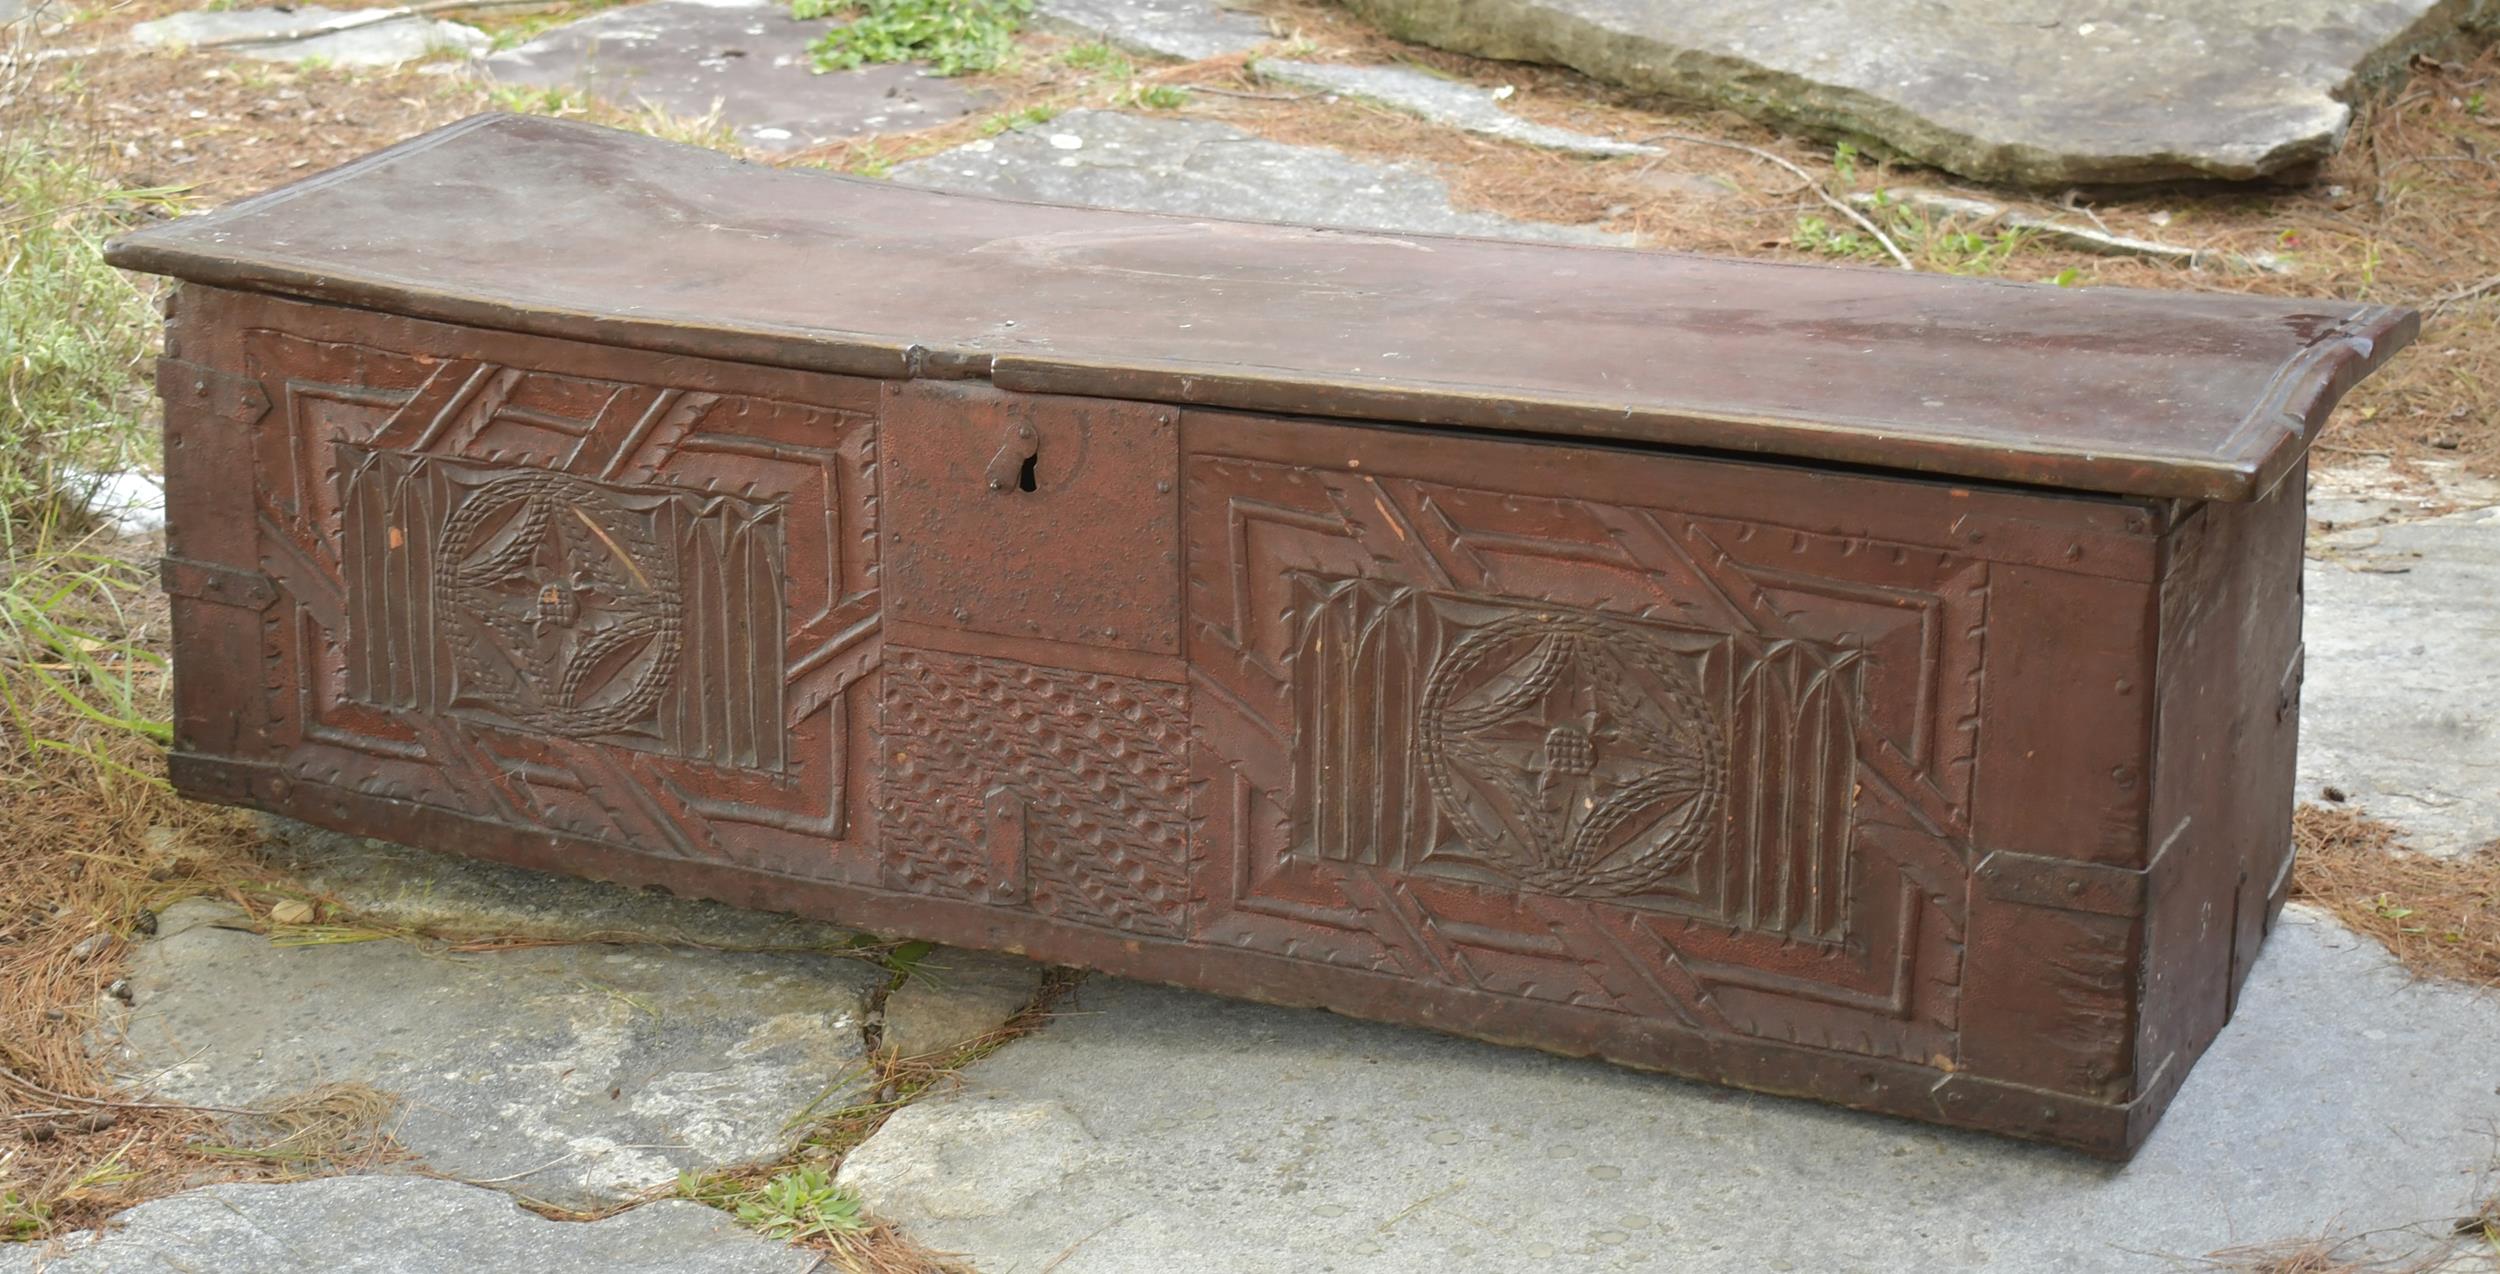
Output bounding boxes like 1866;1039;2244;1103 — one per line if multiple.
1017;453;1038;493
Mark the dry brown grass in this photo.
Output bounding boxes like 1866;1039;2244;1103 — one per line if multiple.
2195;1196;2500;1273
0;557;405;1234
0;537;408;1237
2292;804;2500;990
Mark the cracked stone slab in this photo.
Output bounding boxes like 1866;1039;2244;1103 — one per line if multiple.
1256;60;1655;156
259;819;860;950
880;947;1045;1060
1032;0;1270;61
840;908;2500;1272
481;0;984;154
0;1176;816;1274
2301;504;2500;854
99;898;882;1209
131;6;490;66
890;108;1626;243
1335;0;2500;187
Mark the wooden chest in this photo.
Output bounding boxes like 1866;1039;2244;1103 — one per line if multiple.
109;114;2417;1157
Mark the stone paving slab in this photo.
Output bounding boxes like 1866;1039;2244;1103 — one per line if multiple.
1031;0;1270;61
1256;59;1656;156
0;1176;817;1274
840;906;2500;1273
131;6;490;66
260;819;861;950
99;898;884;1209
2301;504;2500;854
481;0;983;154
1335;0;2500;187
2310;460;2500;533
890;107;1625;242
882;946;1046;1060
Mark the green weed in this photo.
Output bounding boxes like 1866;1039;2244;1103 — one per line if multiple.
1795;195;2031;275
1791;213;1881;260
0;136;180;535
2;1189;48;1241
487;83;588;116
0;136;181;762
0;547;170;753
1118;82;1188;110
798;0;1031;77
682;1165;868;1243
977;103;1059;135
848;140;896;178
1058;41;1130;76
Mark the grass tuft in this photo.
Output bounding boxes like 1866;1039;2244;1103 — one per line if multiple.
796;0;1032;77
0;133;180;539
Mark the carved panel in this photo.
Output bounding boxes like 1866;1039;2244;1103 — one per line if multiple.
1185;426;1980;1062
233;305;879;880
1293;578;1867;938
879;647;1191;937
340;448;786;769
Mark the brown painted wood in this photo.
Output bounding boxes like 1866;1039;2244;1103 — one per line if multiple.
119;121;2418;1159
109;113;2414;502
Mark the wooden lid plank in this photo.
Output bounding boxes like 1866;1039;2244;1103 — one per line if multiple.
107;113;2417;502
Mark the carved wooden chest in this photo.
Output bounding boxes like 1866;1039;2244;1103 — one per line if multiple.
110;114;2417;1157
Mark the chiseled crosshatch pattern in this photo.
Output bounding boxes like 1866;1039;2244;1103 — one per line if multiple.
238;313;881;882
876;646;1194;938
1182;421;1984;1063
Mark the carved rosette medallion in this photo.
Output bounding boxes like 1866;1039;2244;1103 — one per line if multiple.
434;470;685;736
342;445;787;770
1419;612;1726;897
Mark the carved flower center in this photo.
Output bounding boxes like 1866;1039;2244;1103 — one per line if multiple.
1543;723;1595;776
535;581;579;629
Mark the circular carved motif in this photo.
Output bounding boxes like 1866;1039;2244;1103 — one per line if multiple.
435;470;683;737
1419;612;1725;897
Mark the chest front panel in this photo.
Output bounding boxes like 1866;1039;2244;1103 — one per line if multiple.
161;285;2201;1155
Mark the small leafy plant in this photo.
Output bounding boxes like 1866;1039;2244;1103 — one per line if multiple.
685;1166;869;1244
1059;41;1130;76
978;104;1060;136
1119;82;1188;110
796;0;1031;77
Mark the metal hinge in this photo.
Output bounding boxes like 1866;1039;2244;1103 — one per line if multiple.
156;357;270;429
161;556;278;611
1973;849;2147;918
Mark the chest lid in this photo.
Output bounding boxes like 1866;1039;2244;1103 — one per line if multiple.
108;112;2415;503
